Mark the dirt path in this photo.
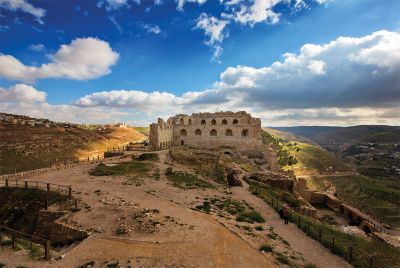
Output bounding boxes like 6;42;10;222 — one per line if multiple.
230;180;352;268
0;151;278;268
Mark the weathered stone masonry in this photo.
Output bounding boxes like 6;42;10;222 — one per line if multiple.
149;111;263;152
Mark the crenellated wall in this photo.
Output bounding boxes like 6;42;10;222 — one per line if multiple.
149;111;263;152
149;118;174;150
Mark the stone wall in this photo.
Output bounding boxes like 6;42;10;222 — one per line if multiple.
149;118;174;151
149;111;263;152
247;171;296;192
35;210;88;246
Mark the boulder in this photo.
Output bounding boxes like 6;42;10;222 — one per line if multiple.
227;171;242;187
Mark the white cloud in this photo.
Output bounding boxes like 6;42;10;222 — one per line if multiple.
97;0;140;11
224;0;281;26
143;24;161;34
0;37;119;83
28;43;45;52
0;84;129;124
177;0;207;11
0;0;45;23
2;30;398;126
0;83;46;103
307;60;326;75
72;30;400;126
195;13;229;60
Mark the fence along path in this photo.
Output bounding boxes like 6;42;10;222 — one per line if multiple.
0;152;136;181
0;179;77;260
0;178;72;197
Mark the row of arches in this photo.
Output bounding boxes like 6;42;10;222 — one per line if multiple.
180;128;249;137
179;118;240;126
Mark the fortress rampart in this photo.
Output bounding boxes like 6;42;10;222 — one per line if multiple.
149;111;262;152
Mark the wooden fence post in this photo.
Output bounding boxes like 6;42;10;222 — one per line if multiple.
369;256;373;268
45;197;48;210
348;246;353;263
25;181;28;189
74;199;78;210
11;232;16;249
5;179;8;187
68;186;72;197
47;183;50;192
44;240;51;260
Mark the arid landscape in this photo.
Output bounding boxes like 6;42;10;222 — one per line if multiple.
1;1;400;267
0;114;399;268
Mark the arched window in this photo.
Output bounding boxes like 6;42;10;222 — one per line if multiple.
211;119;216;125
226;129;233;136
159;142;162;148
201;119;206;125
195;129;202;136
210;129;217;136
242;129;249;137
222;119;227;125
180;129;187;136
180;118;184;125
188;119;192;125
233;119;239;125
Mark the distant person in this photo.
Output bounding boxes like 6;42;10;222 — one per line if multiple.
283;207;290;224
278;208;284;219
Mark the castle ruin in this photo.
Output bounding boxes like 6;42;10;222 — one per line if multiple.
149;111;262;152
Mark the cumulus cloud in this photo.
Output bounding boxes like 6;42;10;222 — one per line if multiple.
0;37;119;83
0;84;129;124
71;30;400;126
223;0;281;26
0;83;46;103
177;0;207;11
188;0;333;59
215;30;400;110
0;0;45;24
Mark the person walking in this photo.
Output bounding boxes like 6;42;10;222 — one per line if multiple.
283;207;290;224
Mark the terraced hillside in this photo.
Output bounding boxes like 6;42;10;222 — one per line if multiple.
265;127;400;228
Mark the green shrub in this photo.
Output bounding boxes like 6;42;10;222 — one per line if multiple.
165;167;173;175
90;160;150;176
196;201;211;212
259;244;273;253
255;226;264;231
167;172;213;189
137;153;158;161
276;252;291;265
267;233;278;240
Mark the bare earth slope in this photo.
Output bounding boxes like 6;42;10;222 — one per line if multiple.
0;125;145;175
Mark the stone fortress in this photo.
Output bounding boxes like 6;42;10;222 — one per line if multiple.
149;111;263;152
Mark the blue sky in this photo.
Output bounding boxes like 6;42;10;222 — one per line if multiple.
0;0;399;126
